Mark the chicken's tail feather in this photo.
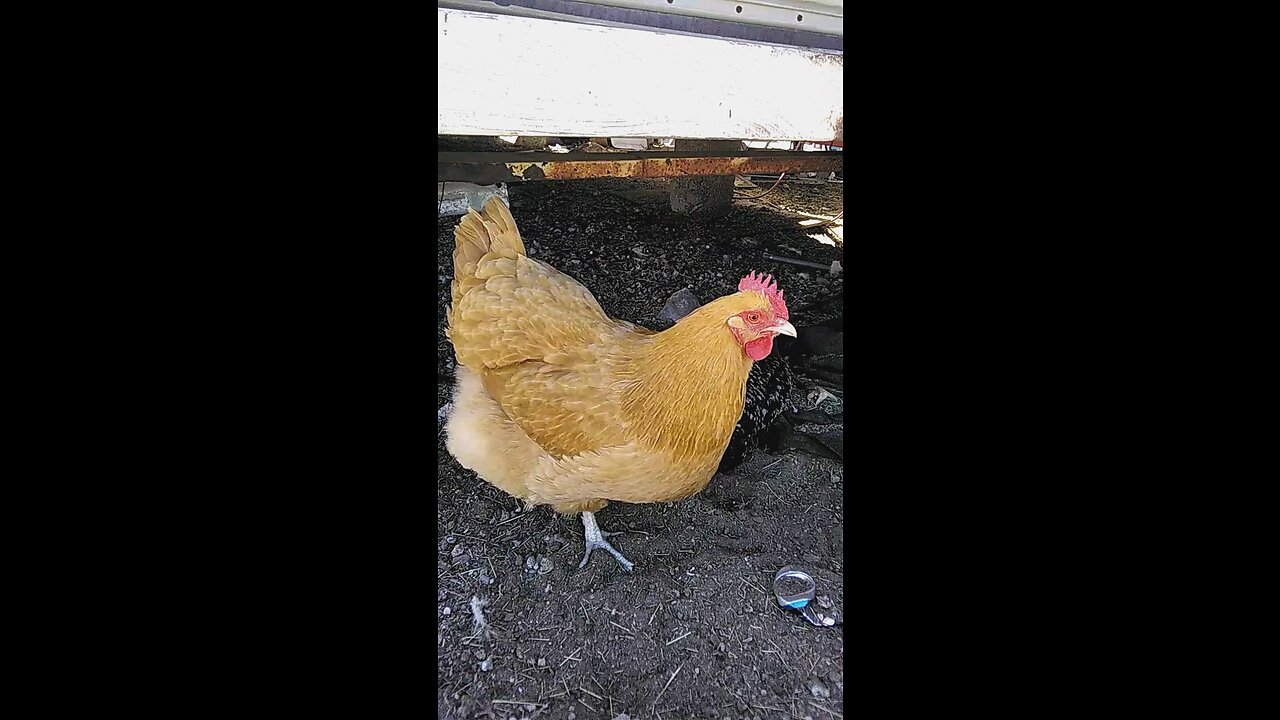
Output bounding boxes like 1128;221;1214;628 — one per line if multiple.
449;198;526;332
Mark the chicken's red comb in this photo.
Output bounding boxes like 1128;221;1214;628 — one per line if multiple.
738;271;789;320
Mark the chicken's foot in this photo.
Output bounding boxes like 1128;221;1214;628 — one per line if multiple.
578;511;634;572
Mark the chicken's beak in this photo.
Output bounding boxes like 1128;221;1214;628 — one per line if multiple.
768;321;798;337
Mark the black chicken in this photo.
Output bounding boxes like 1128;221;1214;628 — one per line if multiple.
655;288;844;472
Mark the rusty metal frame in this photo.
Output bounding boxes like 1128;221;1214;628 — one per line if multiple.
438;150;843;184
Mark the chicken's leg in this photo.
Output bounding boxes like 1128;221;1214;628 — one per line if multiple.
578;511;634;572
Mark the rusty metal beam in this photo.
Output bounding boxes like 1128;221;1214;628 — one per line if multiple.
437;150;843;183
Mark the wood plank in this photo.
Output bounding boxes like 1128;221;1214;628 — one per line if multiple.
437;8;842;141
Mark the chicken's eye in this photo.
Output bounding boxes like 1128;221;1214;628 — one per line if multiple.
747;312;761;323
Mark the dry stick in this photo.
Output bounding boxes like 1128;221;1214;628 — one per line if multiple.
665;631;692;646
654;663;683;704
808;700;844;718
493;700;547;708
577;698;598;712
763;478;784;502
494;513;529;527
579;687;604;701
648;605;661;626
767;638;791;670
609;620;633;633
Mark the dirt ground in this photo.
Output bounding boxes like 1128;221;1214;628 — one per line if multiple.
436;175;844;720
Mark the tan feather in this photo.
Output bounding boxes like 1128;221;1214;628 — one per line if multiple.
443;198;780;518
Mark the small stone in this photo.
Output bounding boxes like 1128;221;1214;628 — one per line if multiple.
539;557;554;574
657;287;700;324
442;607;452;615
480;658;492;672
451;545;465;557
477;571;492;586
538;658;547;667
743;636;753;644
568;713;576;720
446;535;457;544
817;595;833;609
810;680;830;698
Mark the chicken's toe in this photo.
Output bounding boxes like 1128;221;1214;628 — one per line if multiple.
578;511;634;572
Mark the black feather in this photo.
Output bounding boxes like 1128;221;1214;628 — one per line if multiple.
652;288;844;474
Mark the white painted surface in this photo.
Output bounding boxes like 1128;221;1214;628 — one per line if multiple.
580;0;843;37
438;8;842;141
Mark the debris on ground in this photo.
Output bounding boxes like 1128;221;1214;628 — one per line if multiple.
470;596;490;634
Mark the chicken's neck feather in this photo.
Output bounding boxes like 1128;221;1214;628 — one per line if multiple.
619;295;754;461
